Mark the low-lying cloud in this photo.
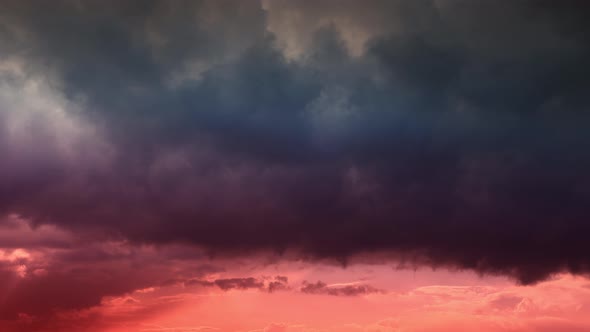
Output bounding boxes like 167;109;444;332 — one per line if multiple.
300;281;383;296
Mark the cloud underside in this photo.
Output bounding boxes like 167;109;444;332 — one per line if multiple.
1;0;590;286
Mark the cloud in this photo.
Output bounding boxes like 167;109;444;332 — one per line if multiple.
268;276;290;293
0;0;589;293
187;275;289;293
195;277;264;291
0;223;223;329
300;280;383;296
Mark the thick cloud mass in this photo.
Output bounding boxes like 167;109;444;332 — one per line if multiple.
1;0;590;284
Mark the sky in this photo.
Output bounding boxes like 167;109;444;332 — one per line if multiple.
1;0;590;331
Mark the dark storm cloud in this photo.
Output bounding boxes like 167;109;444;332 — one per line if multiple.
1;0;590;285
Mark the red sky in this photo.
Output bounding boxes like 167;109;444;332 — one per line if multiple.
2;216;590;332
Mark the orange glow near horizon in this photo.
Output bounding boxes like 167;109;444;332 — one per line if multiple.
65;270;590;332
2;219;590;332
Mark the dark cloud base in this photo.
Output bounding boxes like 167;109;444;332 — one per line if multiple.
1;0;590;285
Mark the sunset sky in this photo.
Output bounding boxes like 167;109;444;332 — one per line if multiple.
1;1;590;331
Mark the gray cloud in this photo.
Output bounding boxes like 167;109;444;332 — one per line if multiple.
300;280;383;296
0;0;590;286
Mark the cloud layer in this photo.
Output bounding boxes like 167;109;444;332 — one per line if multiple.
1;0;590;292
